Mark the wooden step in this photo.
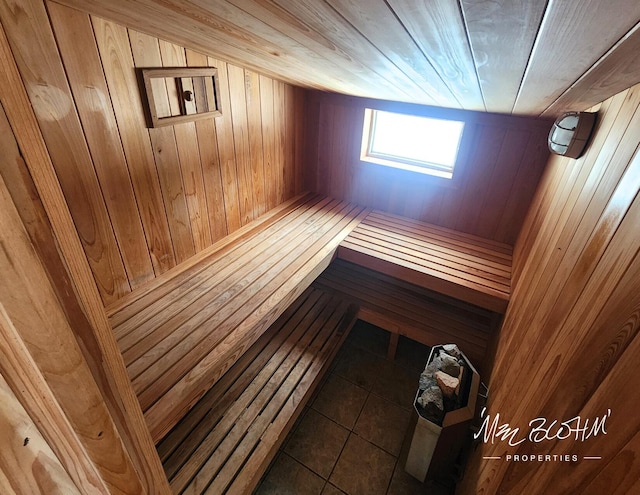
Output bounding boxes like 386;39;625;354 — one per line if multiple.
156;288;358;495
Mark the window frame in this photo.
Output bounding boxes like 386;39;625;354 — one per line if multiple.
360;108;465;180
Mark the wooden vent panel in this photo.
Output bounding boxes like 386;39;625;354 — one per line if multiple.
141;67;221;127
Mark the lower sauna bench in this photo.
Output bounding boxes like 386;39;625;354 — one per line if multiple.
155;288;358;495
314;258;497;369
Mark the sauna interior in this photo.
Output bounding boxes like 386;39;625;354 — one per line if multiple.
1;1;639;494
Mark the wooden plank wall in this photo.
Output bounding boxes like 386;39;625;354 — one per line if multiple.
0;106;110;495
0;8;171;493
0;373;81;495
304;92;551;245
0;169;143;494
458;83;640;493
2;0;303;306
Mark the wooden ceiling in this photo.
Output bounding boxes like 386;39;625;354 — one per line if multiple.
55;0;640;116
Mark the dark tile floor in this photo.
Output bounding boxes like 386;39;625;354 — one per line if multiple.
254;321;456;495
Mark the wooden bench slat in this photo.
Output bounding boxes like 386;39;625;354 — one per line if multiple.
156;290;321;470
345;225;511;284
329;258;494;318
107;192;319;321
140;202;368;442
162;290;325;483
354;222;512;275
133;202;364;409
226;304;357;495
314;259;492;330
108;193;510;461
340;237;510;295
159;289;357;495
169;292;331;494
120;198;352;368
315;261;492;335
346;228;511;284
108;194;367;442
314;260;493;365
338;210;512;313
113;195;334;342
186;299;350;495
359;218;512;266
340;243;509;308
365;210;513;255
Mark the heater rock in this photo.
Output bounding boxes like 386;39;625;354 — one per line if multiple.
442;344;461;359
435;370;459;398
417;385;444;423
419;370;438;390
438;352;461;377
425;354;442;374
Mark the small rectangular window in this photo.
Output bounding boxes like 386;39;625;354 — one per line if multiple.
361;109;464;179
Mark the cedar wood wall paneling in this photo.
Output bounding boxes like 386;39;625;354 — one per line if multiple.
13;1;303;306
0;167;144;493
0;373;81;495
459;83;640;494
0;9;172;492
304;92;551;244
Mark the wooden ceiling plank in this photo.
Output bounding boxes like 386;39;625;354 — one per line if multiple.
514;0;640;115
199;0;410;101
271;0;439;103
387;0;485;111
223;0;413;101
460;0;547;114
51;0;332;91
55;0;414;99
326;0;460;108
184;0;387;97
42;0;640;114
542;20;640;117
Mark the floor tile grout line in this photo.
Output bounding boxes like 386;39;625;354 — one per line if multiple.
282;378;362;488
258;326;434;494
306;374;403;495
386;457;402;495
350;379;370;430
310;372;369;430
328;370;372;393
323;429;355;493
332;361;418;412
367;388;415;412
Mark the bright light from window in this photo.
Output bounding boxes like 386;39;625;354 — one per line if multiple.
361;109;465;179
